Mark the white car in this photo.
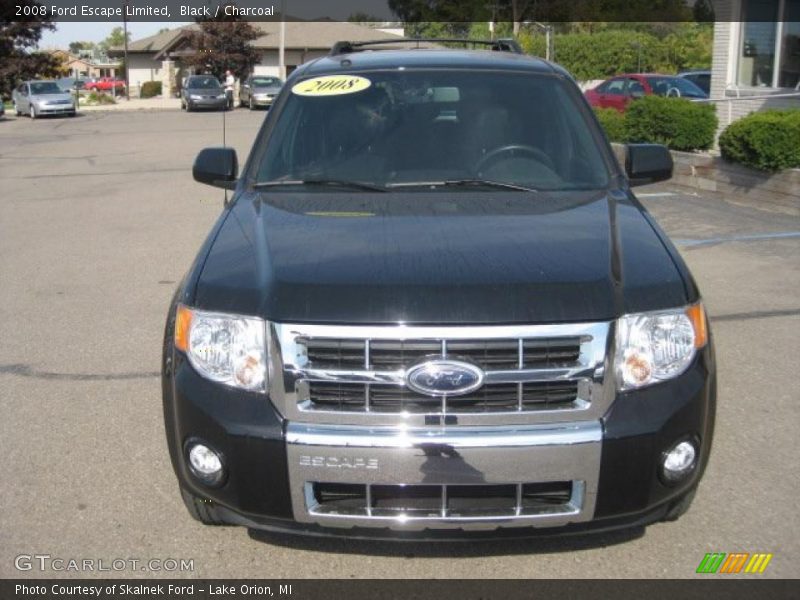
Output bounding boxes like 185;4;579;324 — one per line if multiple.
12;80;77;119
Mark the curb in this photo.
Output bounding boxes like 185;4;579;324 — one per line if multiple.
612;143;799;215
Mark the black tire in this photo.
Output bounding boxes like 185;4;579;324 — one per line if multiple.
180;488;227;526
662;486;697;522
29;105;37;120
249;97;254;110
14;103;21;116
186;102;193;112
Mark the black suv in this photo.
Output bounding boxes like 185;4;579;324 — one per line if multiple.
162;40;715;539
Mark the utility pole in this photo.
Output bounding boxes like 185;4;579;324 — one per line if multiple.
279;0;286;79
123;1;130;100
522;21;553;61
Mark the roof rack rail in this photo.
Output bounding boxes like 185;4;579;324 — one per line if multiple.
329;38;523;56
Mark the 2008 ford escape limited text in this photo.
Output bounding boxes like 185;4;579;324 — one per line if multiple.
162;39;716;540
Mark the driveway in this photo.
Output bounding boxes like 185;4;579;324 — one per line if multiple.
0;111;797;578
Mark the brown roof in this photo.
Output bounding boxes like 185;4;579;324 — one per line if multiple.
113;21;402;57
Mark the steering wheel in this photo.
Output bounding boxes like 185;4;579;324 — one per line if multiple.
666;87;682;97
474;144;556;174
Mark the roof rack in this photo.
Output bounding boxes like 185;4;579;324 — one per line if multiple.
329;38;523;56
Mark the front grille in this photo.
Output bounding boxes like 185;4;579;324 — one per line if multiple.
307;381;581;413
311;481;574;518
301;337;583;371
276;322;609;426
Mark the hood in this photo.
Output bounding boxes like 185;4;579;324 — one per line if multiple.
32;92;73;101
193;190;689;324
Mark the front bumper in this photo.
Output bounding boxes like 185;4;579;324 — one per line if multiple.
250;95;276;106
187;97;227;109
163;344;715;538
37;104;75;114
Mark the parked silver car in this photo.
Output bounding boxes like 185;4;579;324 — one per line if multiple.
239;75;283;110
13;80;77;119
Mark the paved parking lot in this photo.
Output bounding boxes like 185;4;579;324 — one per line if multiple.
1;110;798;579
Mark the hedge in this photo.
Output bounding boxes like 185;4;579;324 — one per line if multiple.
86;92;116;105
718;109;800;171
623;96;717;151
593;108;626;143
140;81;162;98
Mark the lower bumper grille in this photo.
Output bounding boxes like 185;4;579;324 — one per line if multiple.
287;421;601;530
312;482;574;518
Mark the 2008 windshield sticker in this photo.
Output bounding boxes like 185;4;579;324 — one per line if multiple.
292;75;372;96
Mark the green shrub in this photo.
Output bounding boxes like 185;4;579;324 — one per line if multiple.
624;96;717;151
593;107;627;142
86;92;116;105
718;110;800;171
140;81;162;98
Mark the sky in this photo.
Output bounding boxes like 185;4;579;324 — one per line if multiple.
39;22;190;49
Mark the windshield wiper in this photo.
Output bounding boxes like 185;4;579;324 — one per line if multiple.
253;179;387;192
387;179;538;193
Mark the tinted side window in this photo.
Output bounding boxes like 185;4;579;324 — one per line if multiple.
627;79;645;95
605;79;626;95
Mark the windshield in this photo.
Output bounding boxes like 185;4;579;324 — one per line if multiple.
252;77;282;87
645;76;707;98
30;82;62;95
187;77;222;90
255;70;610;191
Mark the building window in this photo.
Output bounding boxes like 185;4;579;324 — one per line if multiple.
738;0;800;88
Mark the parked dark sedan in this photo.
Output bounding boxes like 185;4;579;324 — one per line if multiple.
678;70;711;95
181;75;228;112
239;75;283;110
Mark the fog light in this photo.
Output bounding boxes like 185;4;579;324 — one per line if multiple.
661;440;698;484
187;442;225;486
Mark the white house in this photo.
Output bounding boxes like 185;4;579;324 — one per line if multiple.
711;0;800;130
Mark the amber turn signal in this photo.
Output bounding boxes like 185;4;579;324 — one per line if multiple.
174;304;193;352
685;303;708;349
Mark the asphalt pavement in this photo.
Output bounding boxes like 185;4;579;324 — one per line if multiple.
0;110;798;579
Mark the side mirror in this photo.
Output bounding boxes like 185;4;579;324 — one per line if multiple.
193;147;238;190
626;144;673;187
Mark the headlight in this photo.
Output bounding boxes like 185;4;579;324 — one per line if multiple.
189;94;202;100
174;305;267;392
615;303;707;391
217;94;226;99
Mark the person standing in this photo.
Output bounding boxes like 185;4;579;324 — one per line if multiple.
224;70;235;110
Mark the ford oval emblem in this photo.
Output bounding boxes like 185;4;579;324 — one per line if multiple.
405;360;484;397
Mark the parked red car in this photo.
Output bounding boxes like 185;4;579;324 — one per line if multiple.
85;77;126;92
585;73;708;112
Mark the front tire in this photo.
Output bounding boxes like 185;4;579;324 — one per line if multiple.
180;488;227;526
186;102;193;112
249;97;255;110
29;105;37;119
14;103;21;116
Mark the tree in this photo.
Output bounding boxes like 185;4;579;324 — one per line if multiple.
0;0;64;97
184;4;260;80
98;27;129;54
69;41;96;55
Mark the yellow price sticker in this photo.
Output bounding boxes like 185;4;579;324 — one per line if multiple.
291;75;372;97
